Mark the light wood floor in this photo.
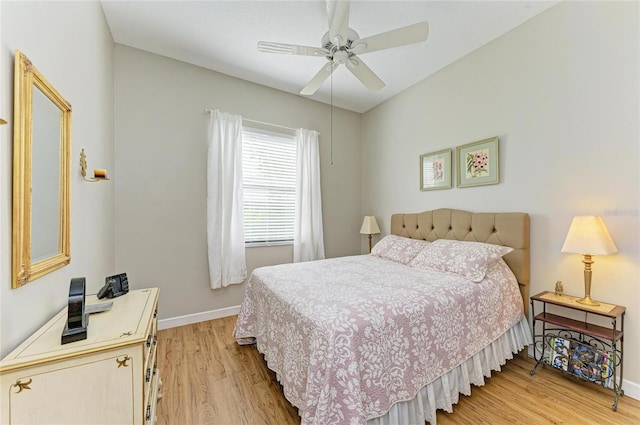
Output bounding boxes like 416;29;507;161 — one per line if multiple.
156;316;640;424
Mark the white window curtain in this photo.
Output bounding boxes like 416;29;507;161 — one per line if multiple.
294;128;325;262
207;110;247;289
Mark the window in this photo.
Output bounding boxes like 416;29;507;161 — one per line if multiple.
242;127;296;245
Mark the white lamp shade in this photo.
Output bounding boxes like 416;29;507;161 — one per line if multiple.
360;216;381;235
561;216;617;255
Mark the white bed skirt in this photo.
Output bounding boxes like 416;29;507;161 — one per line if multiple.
366;316;533;425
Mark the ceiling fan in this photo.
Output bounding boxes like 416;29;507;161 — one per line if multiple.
257;0;429;96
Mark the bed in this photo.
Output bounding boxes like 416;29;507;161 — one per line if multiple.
234;208;532;425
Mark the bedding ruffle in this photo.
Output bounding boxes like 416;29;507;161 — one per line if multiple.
365;315;532;425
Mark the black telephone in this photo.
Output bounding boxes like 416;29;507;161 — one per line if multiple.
97;273;130;299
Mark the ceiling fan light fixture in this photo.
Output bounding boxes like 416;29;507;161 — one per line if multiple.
333;51;349;64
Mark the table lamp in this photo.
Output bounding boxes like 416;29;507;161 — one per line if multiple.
561;216;617;306
360;216;380;253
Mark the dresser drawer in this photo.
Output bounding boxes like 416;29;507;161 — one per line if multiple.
144;341;158;401
1;347;142;424
144;309;158;364
145;367;162;425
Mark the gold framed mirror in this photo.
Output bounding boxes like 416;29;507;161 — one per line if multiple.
12;50;71;288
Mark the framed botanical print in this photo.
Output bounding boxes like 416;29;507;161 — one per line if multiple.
456;137;499;188
420;148;452;191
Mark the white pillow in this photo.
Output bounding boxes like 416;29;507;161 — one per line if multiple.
409;239;513;282
371;235;431;265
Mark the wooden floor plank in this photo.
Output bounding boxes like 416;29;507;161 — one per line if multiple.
156;316;640;424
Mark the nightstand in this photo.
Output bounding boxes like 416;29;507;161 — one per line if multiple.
529;291;625;411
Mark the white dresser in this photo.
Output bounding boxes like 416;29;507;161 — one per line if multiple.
0;287;161;424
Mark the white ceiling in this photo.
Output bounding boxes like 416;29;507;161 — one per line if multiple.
101;0;558;113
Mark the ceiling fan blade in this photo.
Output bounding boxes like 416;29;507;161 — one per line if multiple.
300;61;338;95
258;41;329;57
350;22;429;55
345;57;385;92
327;0;350;48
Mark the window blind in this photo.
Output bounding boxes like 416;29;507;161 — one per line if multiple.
242;128;296;245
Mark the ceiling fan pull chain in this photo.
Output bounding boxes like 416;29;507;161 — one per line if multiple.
330;58;334;166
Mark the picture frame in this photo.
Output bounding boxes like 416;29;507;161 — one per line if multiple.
456;136;499;188
420;148;452;191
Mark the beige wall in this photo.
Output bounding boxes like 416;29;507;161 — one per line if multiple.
361;1;639;392
113;45;362;320
0;1;115;357
2;0;637;400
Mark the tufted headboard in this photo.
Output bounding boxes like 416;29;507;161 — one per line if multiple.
390;208;530;316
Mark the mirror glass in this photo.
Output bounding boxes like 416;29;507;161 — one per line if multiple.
31;86;61;262
12;50;71;288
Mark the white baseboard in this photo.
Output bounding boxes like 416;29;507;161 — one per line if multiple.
526;346;639;401
158;305;241;330
623;379;640;401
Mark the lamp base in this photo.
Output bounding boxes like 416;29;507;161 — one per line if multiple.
576;295;600;306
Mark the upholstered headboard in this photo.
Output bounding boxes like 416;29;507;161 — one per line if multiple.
390;208;530;315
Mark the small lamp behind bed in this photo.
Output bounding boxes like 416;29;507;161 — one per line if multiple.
561;216;617;306
360;216;381;253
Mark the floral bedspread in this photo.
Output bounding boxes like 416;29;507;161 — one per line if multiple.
233;255;524;425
